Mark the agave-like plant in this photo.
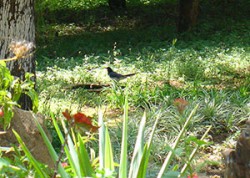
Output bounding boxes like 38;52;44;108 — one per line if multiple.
12;97;211;178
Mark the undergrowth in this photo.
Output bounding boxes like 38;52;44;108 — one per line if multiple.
35;0;250;175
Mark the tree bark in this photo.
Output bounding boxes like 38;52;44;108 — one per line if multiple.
222;119;250;178
178;0;199;33
0;0;36;110
108;0;126;12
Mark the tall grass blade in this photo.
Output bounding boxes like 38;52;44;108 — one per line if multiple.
105;126;115;171
98;109;105;171
98;109;115;177
178;125;212;177
137;114;160;178
33;115;69;178
60;117;82;177
157;105;199;178
119;96;128;178
128;112;146;178
77;134;94;176
52;114;81;177
12;130;47;178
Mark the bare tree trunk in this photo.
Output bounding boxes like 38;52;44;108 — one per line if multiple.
178;0;199;33
222;119;250;178
0;0;36;110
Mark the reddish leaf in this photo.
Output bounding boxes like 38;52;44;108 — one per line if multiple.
187;173;198;178
78;124;100;132
73;112;100;132
173;98;189;114
73;112;92;125
62;109;72;120
90;125;100;132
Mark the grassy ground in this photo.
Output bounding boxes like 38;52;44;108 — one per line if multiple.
36;0;250;176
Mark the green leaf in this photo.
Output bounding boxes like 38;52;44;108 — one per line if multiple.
128;112;146;178
119;95;128;178
98;109;115;177
165;171;180;178
0;61;6;66
104;126;115;171
12;130;47;178
53;114;81;177
33;114;69;178
26;88;39;112
165;146;183;157
98;109;105;171
185;136;208;146
0;158;10;169
178;125;212;177
77;134;94;176
137;114;160;178
157;105;199;178
12;79;22;102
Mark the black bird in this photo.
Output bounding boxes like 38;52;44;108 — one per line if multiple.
106;67;136;81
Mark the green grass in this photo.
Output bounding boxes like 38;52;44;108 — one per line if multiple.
35;0;250;175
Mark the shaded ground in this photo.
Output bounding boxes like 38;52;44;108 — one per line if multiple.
36;0;250;177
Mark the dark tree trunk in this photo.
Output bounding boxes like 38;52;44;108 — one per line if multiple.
222;119;250;178
108;0;126;12
0;0;36;110
178;0;199;33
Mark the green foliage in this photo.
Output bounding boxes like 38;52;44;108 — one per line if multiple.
35;0;250;170
119;96;129;178
0;146;31;177
13;130;50;178
0;61;38;129
0;61;15;129
38;0;107;10
8;98;209;177
5;0;249;176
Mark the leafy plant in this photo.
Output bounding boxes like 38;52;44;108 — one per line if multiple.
0;61;38;129
9;96;210;177
31;0;250;176
0;146;30;177
0;40;38;129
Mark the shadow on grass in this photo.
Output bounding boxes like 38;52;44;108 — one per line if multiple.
36;0;250;74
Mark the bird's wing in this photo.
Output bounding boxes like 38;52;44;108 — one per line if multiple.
109;71;126;79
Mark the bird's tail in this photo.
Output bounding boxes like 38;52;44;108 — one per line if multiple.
124;73;136;77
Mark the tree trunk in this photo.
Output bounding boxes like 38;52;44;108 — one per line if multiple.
0;0;36;110
178;0;199;33
222;119;250;178
108;0;126;12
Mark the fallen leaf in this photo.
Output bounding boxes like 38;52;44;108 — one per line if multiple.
173;98;189;114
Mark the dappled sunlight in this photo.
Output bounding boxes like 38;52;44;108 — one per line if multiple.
32;0;250;177
1;0;250;177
